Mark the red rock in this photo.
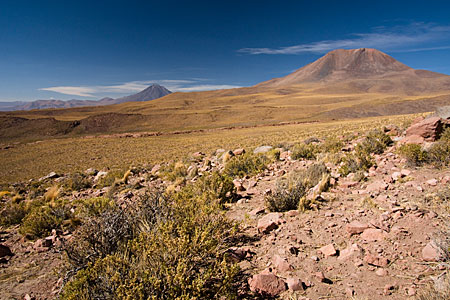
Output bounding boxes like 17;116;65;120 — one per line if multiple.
391;172;403;181
405;117;444;141
248;273;287;296
273;255;293;272
338;244;361;261
319;244;336;257
366;181;388;193
257;212;284;234
286;277;303;291
286;210;299;217
422;241;444;262
364;254;389;267
339;180;359;188
233;148;245;156
361;228;386;241
232;179;245;191
426;179;438;186
192;151;205;158
376;268;387;276
0;244;12;258
249;207;265;216
315;271;326;282
399;135;425;144
346;221;369;235
400;169;411;177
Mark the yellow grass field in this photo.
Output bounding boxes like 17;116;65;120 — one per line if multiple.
0;114;419;185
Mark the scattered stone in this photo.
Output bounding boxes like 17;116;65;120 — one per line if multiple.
422;241;445;262
286;277;304;291
233;148;245;156
94;171;108;181
319;244;337;257
391;171;403;181
346;221;369;235
364;254;389;267
273;255;293;272
286;210;299;217
39;171;59;181
253;145;273;154
248;273;287;296
400;169;411;177
376;268;387;276
366;181;388;193
85;168;98;175
338;244;361;261
361;228;386;241
315;271;326;282
426;179;438;186
249;208;265;216
257;213;284;234
399;135;425;145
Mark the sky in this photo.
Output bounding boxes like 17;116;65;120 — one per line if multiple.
1;0;450;101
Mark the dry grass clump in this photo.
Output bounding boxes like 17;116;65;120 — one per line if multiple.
63;173;92;191
265;163;329;212
224;152;269;178
398;144;428;166
291;143;319;160
415;271;450;300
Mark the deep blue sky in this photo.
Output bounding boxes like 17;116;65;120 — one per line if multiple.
1;0;450;101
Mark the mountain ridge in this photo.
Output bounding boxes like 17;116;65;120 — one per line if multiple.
0;84;171;111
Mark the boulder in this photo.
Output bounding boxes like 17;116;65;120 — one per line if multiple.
253;145;273;154
405;117;444;141
361;228;386;241
319;244;337;257
248;273;287;296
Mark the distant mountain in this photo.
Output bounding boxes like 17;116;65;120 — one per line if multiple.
0;84;171;111
257;48;450;94
114;84;172;104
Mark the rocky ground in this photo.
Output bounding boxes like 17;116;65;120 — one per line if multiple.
1;115;450;299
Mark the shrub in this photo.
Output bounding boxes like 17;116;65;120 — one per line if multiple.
415;272;450;300
428;140;450;167
62;187;241;299
398;144;428;166
224;153;268;178
185;171;238;204
357;129;392;155
0;201;29;226
75;197;116;217
266;163;329;212
161;162;188;182
63;173;92;191
320;137;344;154
44;185;60;202
97;170;126;188
266;148;281;161
291;143;319;160
19;204;69;239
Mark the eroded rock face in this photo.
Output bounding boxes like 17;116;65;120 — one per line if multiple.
405;117;444;142
248;273;287;296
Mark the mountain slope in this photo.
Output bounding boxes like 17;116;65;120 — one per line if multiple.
257;48;450;94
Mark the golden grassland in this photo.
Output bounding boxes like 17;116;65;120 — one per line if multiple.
0;114;420;185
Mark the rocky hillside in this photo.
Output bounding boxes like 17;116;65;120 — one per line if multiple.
1;113;450;299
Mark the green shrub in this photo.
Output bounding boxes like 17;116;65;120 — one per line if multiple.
266;148;281;161
160;162;188;182
0;201;29;226
62;187;241;299
97;170;126;188
19;204;69;239
185;171;238;204
64;173;92;191
320;137;344;154
428;140;450;167
398;144;428;166
224;153;268;178
75;197;115;217
291;143;319;160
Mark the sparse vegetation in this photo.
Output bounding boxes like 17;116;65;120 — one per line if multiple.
398;143;428;166
224;152;269;178
291;143;319;160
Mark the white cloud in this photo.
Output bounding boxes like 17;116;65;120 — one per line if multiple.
39;79;241;97
238;22;450;55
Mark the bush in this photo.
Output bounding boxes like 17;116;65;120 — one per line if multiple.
320;137;344;154
0;201;29;226
161;162;188;182
428;140;450;167
266;163;329;212
64;173;92;191
291;143;319;160
224;153;268;178
357;129;392;155
19;203;70;239
75;197;116;217
398;144;428;166
185;171;238;204
97;170;126;188
339;146;374;176
61;186;241;299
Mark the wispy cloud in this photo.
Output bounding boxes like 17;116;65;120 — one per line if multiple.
238;22;450;55
39;79;241;98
